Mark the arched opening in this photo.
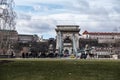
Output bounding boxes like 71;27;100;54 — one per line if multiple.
64;49;69;57
64;36;72;43
64;49;69;54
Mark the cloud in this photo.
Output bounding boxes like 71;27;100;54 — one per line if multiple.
14;0;120;38
16;13;57;38
17;13;31;20
33;5;41;11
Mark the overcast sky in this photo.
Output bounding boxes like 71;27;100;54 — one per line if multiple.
14;0;120;39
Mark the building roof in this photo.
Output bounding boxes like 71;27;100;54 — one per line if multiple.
83;30;120;35
0;30;18;33
82;30;88;34
18;34;34;37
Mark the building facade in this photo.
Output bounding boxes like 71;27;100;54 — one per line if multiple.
0;30;18;56
0;30;18;48
0;30;40;56
18;34;39;43
82;30;120;43
82;30;120;58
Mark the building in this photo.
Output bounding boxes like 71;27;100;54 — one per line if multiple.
82;30;120;58
82;30;120;43
0;30;18;48
18;34;39;43
0;30;18;56
0;30;40;56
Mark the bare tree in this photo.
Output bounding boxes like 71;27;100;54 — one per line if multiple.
0;0;16;30
0;0;16;51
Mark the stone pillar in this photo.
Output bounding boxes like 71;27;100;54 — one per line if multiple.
56;31;63;54
76;34;79;49
56;32;59;50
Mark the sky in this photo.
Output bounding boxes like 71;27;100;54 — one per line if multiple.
14;0;120;39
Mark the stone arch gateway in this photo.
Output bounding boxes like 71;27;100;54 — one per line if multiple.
55;25;80;55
